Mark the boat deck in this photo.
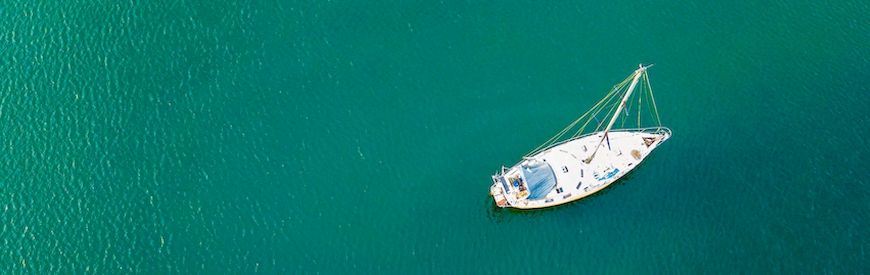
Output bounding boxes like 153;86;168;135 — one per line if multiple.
492;128;670;209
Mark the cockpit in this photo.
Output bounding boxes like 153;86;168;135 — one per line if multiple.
497;159;558;200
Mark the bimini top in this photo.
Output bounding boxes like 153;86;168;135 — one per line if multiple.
521;160;557;200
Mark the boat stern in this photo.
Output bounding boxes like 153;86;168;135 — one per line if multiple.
490;176;510;208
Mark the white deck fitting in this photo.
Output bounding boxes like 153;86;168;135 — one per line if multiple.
490;128;670;209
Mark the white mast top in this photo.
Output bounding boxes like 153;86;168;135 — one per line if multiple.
584;64;650;163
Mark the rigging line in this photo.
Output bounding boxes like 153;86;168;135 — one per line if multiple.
645;83;656;128
646;73;657;127
603;68;644;133
527;117;582;156
528;95;612;155
525;71;637;156
590;75;633;134
620;96;629;129
595;93;621;132
637;74;643;127
542;86;617;145
643;74;655;126
574;89;616;136
620;82;637;129
644;71;662;127
525;75;629;156
570;77;629;138
574;82;623;138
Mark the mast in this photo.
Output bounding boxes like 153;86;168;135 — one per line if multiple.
584;64;649;163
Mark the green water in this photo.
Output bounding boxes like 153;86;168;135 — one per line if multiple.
1;1;868;273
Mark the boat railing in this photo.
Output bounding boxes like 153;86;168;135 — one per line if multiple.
545;126;672;150
494;127;672;177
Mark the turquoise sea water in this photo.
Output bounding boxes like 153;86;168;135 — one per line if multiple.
1;1;868;273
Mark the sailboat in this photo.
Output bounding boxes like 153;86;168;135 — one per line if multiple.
490;64;671;209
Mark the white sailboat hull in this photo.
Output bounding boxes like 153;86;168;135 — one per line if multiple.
491;127;671;209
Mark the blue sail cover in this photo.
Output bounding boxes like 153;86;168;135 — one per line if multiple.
522;161;557;200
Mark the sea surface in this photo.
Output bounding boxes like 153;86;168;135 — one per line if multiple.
1;1;868;273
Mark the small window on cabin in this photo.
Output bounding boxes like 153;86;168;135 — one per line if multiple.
562;166;568;173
